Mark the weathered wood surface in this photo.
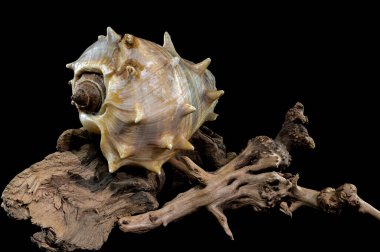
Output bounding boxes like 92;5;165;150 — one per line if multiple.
2;103;379;251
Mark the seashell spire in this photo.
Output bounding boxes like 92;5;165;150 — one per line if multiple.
67;28;223;174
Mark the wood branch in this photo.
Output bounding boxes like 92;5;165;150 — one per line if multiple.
119;102;380;237
289;182;380;220
168;157;214;185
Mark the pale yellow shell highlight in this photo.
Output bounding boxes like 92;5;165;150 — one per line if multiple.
67;27;223;173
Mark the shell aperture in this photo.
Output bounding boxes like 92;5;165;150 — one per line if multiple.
72;73;106;113
67;27;223;174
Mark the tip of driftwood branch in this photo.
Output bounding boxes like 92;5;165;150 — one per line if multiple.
276;102;315;151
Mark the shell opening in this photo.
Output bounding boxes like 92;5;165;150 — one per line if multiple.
72;73;106;114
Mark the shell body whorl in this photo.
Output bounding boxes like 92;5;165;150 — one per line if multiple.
67;27;223;173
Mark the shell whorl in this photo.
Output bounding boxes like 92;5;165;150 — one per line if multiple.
67;27;223;173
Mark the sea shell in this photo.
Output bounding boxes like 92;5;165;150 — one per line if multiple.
67;27;223;173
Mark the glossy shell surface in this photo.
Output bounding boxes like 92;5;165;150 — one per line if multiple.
67;27;223;173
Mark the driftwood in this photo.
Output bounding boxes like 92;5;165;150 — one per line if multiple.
2;103;380;251
1;133;164;251
119;102;380;237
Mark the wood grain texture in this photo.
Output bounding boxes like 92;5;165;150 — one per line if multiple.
2;132;162;251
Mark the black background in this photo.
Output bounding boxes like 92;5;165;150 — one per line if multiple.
1;3;379;251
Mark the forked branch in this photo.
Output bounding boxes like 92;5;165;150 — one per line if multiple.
119;103;380;238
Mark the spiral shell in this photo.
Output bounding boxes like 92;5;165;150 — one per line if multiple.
67;27;223;173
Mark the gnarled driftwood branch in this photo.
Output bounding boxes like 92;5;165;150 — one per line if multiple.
2;102;379;251
118;103;380;239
